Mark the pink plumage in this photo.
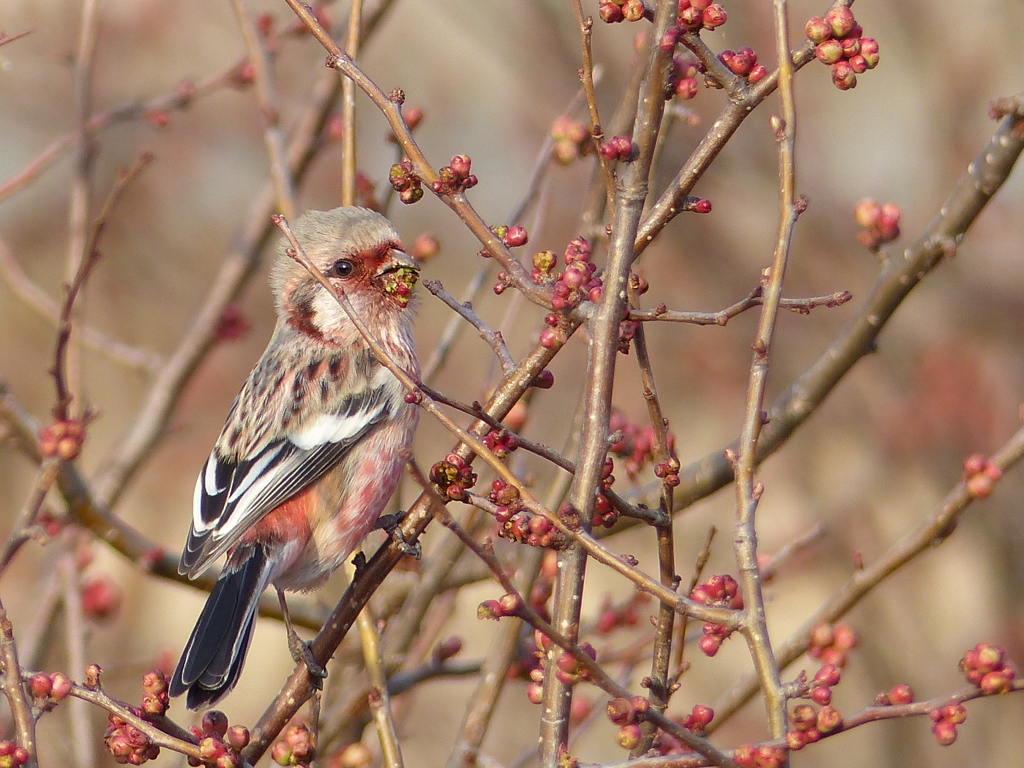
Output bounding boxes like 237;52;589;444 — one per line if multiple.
170;207;419;709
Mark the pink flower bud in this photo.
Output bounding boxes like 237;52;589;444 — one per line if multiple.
825;6;855;38
805;16;831;44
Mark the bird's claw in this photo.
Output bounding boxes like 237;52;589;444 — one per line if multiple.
288;634;328;687
374;511;421;559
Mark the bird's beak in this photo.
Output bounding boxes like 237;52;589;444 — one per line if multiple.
377;248;419;307
376;248;419;277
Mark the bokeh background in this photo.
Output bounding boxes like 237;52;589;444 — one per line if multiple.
2;0;1024;766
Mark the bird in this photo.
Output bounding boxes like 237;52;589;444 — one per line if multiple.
169;207;420;710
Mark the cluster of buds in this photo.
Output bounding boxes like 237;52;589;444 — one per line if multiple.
607;695;652;750
483;429;519;458
961;642;1016;694
429;453;477;501
431;155;478;196
609;409;678;480
27;671;73;714
962;454;1003;499
550;116;592;165
189;713;250;768
139;670;169;718
718;47;767;84
785;702;842;751
805;663;842;707
732;744;786;768
589;459;619;529
549;238;601;303
477;592;523;621
806;7;879;90
0;743;30;768
480;224;528;259
651;704;715;754
676;1;727;33
388;160;423;204
808;622;858;667
617;319;639;354
594;592;649;634
653;458;681;487
105;669;180;765
598;0;646;24
854;199;901;249
691;574;742;656
525;632;596;703
39;418;87;461
598;136;636;162
271;723;314;767
667;53;701;100
105;715;159;765
929;702;967;746
874;682;914;707
489;480;565;548
592;491;617;529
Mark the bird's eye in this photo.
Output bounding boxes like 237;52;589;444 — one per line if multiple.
330;259;355;278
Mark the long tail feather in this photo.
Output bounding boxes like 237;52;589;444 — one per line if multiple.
169;546;272;709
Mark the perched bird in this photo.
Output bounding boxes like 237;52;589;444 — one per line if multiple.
169;207;420;710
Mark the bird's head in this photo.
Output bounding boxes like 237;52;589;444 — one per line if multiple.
270;207;419;342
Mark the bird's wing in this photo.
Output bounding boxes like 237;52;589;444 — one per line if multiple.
178;385;395;578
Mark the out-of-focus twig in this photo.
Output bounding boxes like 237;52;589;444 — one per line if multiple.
51;153;152;421
0;236;163;373
228;0;296;219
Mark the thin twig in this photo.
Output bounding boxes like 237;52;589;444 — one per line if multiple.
569;0;614;217
355;605;405;768
228;0;296;219
0;601;38;768
628;289;852;325
729;0;799;741
51;153;152;421
0;236;163;372
340;0;362;207
436;511;739;768
422;280;516;375
0;458;60;574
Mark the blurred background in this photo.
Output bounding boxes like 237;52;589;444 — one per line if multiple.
2;0;1024;765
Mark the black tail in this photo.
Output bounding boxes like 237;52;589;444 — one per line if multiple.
169;545;272;710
